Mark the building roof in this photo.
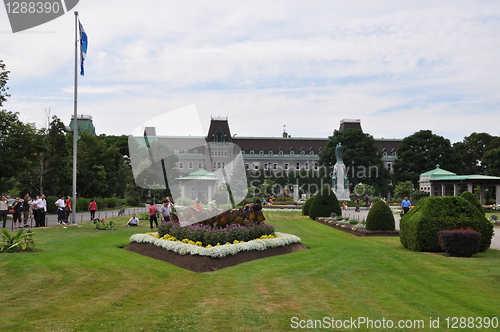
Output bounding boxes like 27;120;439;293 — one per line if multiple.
420;165;457;177
176;167;218;181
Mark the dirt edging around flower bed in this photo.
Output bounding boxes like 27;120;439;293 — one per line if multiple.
123;242;308;272
315;218;400;237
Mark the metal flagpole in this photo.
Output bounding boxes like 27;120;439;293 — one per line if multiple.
72;11;79;225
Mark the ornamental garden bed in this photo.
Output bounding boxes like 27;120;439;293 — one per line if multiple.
124;240;307;272
315;217;400;237
124;208;307;272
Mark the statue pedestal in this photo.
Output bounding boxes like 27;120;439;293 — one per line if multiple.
333;162;350;201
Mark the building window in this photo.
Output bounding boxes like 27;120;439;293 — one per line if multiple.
254;164;259;170
259;149;264;156
214;128;226;143
284;163;289;170
296;162;300;169
188;162;193;169
300;150;305;156
179;162;184;169
310;150;314;155
290;150;295;156
250;150;254;155
184;149;189;154
305;162;309;170
268;149;273;155
279;149;283;155
273;163;278;170
198;162;203;169
264;163;269;170
174;149;179;154
245;163;249;170
193;149;198;154
314;162;318;170
217;161;222;169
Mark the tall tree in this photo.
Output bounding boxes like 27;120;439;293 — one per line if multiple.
0;60;10;108
43;116;72;196
483;148;500;177
393;130;463;185
453;132;500;175
318;129;390;196
0;110;38;193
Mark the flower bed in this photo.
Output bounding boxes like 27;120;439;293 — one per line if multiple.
129;231;302;258
316;217;399;237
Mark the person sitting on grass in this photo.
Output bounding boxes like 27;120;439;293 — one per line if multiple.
126;214;139;226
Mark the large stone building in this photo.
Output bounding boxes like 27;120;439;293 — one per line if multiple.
143;117;402;175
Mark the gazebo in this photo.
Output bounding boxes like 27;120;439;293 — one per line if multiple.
175;166;219;204
419;165;500;205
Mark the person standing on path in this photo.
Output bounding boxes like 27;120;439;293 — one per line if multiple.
401;197;412;215
38;195;47;227
0;196;8;229
149;202;158;231
88;200;97;220
65;196;72;224
22;193;31;227
55;196;66;225
12;197;22;229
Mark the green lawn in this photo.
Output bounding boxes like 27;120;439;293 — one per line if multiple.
1;212;500;331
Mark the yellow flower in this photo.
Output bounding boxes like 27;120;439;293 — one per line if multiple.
216;243;221;246
206;244;212;248
195;241;202;246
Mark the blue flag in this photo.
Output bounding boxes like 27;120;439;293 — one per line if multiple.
79;20;88;76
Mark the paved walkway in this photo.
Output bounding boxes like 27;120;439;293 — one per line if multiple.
7;206;148;231
341;207;500;251
8;206;500;250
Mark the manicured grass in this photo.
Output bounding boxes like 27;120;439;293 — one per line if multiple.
1;212;500;331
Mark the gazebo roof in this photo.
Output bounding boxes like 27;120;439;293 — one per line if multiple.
420;165;456;177
176;167;218;181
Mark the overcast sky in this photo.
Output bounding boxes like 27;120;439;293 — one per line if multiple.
1;0;499;143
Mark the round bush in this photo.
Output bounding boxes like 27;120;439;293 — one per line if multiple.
438;229;481;257
460;191;484;216
365;200;395;231
301;197;314;216
309;187;341;220
400;196;493;252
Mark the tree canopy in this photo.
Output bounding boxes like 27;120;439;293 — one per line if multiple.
453;132;500;175
318;128;390;196
393;130;463;185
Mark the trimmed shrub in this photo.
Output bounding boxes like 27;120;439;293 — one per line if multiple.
366;200;395;231
301;197;314;216
309;187;341;220
400;196;493;252
438;229;481;257
460;191;484;216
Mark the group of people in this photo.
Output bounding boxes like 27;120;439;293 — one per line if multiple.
136;197;175;231
1;193;48;229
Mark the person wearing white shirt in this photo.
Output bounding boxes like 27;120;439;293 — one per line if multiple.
55;196;66;225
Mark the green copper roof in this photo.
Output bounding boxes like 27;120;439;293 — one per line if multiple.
176;167;218;181
420;165;456;177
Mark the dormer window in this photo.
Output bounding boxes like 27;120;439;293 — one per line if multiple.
268;148;273;155
213;128;226;143
259;149;264;156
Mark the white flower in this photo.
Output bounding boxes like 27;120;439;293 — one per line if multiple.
129;232;302;258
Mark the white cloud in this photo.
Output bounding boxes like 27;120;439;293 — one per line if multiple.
1;0;499;145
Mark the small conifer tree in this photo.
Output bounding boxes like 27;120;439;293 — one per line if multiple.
366;200;395;231
309;187;341;220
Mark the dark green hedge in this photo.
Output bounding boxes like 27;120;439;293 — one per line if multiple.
309;187;341;220
302;197;314;216
400;196;493;252
460;191;484;216
366;200;395;231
